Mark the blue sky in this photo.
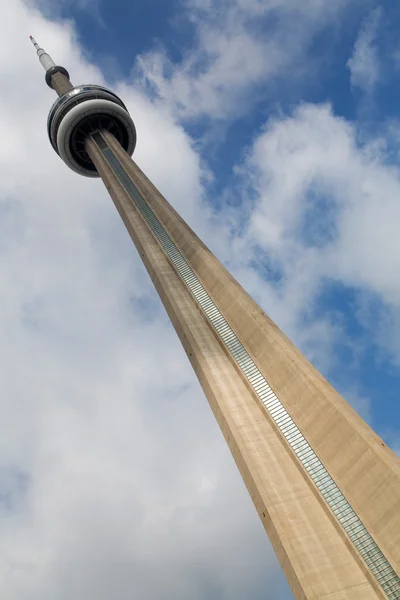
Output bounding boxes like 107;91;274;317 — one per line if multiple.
0;0;399;598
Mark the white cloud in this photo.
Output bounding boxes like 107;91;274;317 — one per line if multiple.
136;0;359;121
0;2;294;599
347;7;381;93
229;102;400;368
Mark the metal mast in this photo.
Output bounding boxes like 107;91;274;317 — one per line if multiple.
31;38;400;600
29;35;73;95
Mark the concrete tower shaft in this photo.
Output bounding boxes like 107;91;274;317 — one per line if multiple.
31;38;400;600
84;130;400;600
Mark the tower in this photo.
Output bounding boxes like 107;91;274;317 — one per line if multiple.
30;37;400;599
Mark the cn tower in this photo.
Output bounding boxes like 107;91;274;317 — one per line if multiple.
30;37;400;600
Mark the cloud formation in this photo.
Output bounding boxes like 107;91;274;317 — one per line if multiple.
347;7;381;93
0;2;292;599
136;0;360;121
234;103;400;367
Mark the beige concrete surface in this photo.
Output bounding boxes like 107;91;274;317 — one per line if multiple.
51;71;73;96
85;131;399;599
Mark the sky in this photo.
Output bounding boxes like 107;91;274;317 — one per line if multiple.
0;0;399;598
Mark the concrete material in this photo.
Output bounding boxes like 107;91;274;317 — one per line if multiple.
85;130;400;599
100;130;400;576
45;66;70;89
50;71;73;96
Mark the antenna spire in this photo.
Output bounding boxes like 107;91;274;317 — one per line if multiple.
29;35;72;95
29;35;56;72
29;35;39;51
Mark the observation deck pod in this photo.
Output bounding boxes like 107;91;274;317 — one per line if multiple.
48;85;136;177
